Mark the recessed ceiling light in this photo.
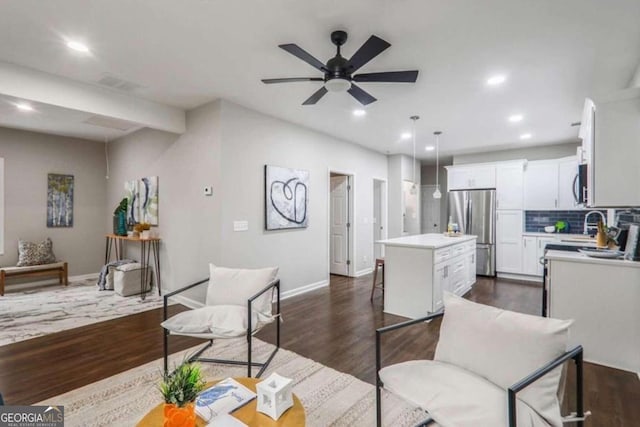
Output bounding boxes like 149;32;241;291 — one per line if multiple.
66;40;90;53
425;145;435;151
400;132;412;140
16;103;34;112
487;75;507;86
508;114;523;123
520;133;532;140
353;109;366;117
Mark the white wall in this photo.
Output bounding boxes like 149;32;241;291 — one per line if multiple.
106;100;387;296
453;142;579;165
421;161;452;232
0;127;106;274
387;154;421;238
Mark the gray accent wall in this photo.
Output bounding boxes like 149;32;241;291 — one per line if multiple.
106;100;387;295
0;127;106;275
453;142;579;165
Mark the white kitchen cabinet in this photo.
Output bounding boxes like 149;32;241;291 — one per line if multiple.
547;251;640;372
522;236;538;275
466;251;476;288
496;210;523;273
524;161;559;210
380;235;477;318
433;263;449;312
557;157;579;209
536;237;557;276
588;89;640;207
496;161;524;210
446;164;496;190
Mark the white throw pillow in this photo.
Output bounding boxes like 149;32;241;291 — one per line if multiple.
161;305;259;338
434;292;573;427
205;264;278;316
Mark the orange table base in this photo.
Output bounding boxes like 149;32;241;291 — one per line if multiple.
137;377;306;426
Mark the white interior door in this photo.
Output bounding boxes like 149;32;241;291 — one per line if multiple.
330;175;349;275
421;185;441;233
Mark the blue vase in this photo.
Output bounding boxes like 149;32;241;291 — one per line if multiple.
114;212;127;236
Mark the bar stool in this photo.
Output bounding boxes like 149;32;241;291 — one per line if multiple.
370;258;385;303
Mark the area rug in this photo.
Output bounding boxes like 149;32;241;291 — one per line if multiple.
0;278;167;346
37;338;430;427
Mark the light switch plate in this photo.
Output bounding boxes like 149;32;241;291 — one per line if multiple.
233;220;249;232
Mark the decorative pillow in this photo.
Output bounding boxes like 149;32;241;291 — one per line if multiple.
161;305;259;338
205;264;278;316
434;292;573;427
17;238;57;266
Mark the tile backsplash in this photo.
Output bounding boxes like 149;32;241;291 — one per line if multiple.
524;210;607;234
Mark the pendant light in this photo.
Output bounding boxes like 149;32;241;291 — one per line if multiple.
410;115;419;195
433;131;442;199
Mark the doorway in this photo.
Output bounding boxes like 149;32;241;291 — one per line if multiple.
373;179;387;260
421;185;441;233
329;172;354;276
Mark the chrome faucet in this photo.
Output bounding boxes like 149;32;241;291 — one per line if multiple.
583;210;606;235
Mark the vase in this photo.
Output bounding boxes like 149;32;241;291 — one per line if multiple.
113;212;127;236
163;402;196;427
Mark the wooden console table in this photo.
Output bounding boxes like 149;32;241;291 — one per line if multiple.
105;234;161;300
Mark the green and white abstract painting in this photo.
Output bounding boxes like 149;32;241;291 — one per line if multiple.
47;174;74;227
140;176;158;225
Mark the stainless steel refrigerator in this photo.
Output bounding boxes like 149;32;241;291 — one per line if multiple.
448;189;496;276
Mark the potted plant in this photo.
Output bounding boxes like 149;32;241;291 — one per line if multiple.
160;361;206;427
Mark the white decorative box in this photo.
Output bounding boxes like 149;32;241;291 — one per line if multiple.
256;372;293;420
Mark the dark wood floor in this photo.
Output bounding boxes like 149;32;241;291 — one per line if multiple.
1;275;637;426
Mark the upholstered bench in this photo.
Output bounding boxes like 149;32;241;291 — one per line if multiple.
0;262;68;296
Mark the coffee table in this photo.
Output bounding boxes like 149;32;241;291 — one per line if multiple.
137;377;306;426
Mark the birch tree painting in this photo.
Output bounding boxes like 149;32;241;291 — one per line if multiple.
47;174;74;227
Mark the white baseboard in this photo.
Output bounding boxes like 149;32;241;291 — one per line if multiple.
169;294;204;310
166;279;331;308
497;272;543;284
70;272;99;281
354;267;373;277
281;279;329;300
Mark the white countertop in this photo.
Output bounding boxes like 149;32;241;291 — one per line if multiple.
377;233;477;249
545;249;640;268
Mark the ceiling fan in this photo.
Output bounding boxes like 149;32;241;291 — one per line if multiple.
262;30;419;106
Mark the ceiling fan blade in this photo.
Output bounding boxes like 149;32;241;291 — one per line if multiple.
262;77;324;84
353;70;419;83
279;44;326;72
347;35;391;73
348;84;377;105
302;86;328;105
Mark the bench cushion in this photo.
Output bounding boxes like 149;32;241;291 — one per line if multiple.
380;360;550;427
2;262;65;274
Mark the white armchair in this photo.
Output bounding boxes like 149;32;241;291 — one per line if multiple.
376;292;588;427
162;264;280;378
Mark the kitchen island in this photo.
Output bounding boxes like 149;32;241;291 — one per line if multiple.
546;250;640;373
377;234;477;319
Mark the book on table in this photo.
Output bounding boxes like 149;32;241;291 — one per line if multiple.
196;378;256;422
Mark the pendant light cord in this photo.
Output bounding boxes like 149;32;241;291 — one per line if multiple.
410;116;420;187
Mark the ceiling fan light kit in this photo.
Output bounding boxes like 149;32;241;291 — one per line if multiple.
262;30;419;106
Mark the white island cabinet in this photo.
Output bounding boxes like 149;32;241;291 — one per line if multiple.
546;250;640;373
377;234;477;319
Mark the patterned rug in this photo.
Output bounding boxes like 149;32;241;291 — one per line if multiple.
37;338;429;427
0;278;166;346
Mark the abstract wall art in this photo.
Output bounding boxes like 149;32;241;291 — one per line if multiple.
47;174;74;227
265;165;309;230
140;176;159;225
124;179;140;224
